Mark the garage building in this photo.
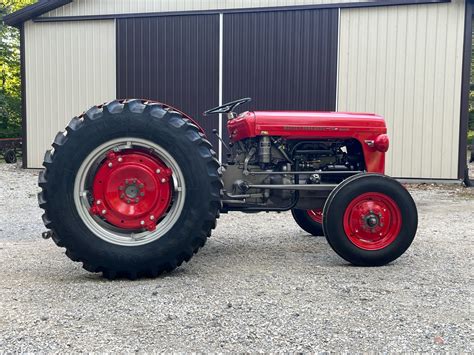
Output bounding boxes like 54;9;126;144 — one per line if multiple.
4;0;473;182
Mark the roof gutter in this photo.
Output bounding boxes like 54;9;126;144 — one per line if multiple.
4;0;452;27
3;0;72;27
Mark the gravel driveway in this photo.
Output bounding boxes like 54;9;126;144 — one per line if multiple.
0;162;472;352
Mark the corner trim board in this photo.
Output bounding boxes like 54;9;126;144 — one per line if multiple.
459;0;472;183
218;13;224;163
20;24;27;168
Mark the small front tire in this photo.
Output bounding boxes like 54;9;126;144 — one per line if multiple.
291;209;324;236
323;174;418;266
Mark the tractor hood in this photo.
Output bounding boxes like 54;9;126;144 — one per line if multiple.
227;110;387;142
252;111;386;131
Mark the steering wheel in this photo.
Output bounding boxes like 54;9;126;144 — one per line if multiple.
203;98;252;116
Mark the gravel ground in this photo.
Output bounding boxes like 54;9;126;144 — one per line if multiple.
0;162;472;352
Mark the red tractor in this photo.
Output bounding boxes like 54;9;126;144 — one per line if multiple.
38;98;418;279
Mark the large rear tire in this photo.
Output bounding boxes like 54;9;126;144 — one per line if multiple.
323;174;417;266
38;99;222;279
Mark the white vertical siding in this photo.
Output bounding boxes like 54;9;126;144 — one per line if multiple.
42;0;368;17
24;20;116;168
338;0;466;179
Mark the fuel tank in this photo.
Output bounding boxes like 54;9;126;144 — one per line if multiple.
227;111;387;142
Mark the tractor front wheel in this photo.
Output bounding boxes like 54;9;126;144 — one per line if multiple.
291;208;324;236
323;174;417;266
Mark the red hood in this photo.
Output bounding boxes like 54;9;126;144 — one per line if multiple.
252;111;386;130
228;111;387;141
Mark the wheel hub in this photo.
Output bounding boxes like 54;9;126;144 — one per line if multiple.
89;150;173;231
125;184;139;198
365;214;379;228
119;178;145;203
343;192;402;250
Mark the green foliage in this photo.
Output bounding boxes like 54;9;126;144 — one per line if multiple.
0;0;36;138
468;130;474;146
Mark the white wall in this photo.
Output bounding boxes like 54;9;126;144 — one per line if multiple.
42;0;369;17
24;20;116;168
338;0;466;179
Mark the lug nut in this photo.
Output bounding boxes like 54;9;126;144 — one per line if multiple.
161;178;166;183
119;186;124;191
135;198;140;203
126;199;131;204
108;162;113;168
118;157;123;162
140;192;145;197
139;184;144;189
101;209;106;215
150;215;155;220
120;193;125;199
96;200;101;205
156;169;161;174
140;220;145;226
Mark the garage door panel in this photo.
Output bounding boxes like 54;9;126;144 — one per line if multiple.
223;9;339;112
117;15;220;148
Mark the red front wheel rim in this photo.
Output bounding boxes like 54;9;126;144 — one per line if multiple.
307;209;323;224
343;192;402;251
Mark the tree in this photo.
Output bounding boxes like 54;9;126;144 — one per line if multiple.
0;0;36;138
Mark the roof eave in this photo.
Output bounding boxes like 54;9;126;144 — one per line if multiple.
3;0;73;27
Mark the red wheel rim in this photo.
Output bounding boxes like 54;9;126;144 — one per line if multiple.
307;209;323;224
89;149;173;231
343;192;402;251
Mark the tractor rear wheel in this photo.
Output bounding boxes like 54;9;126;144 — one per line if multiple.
291;209;324;236
323;174;417;266
38;100;222;279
